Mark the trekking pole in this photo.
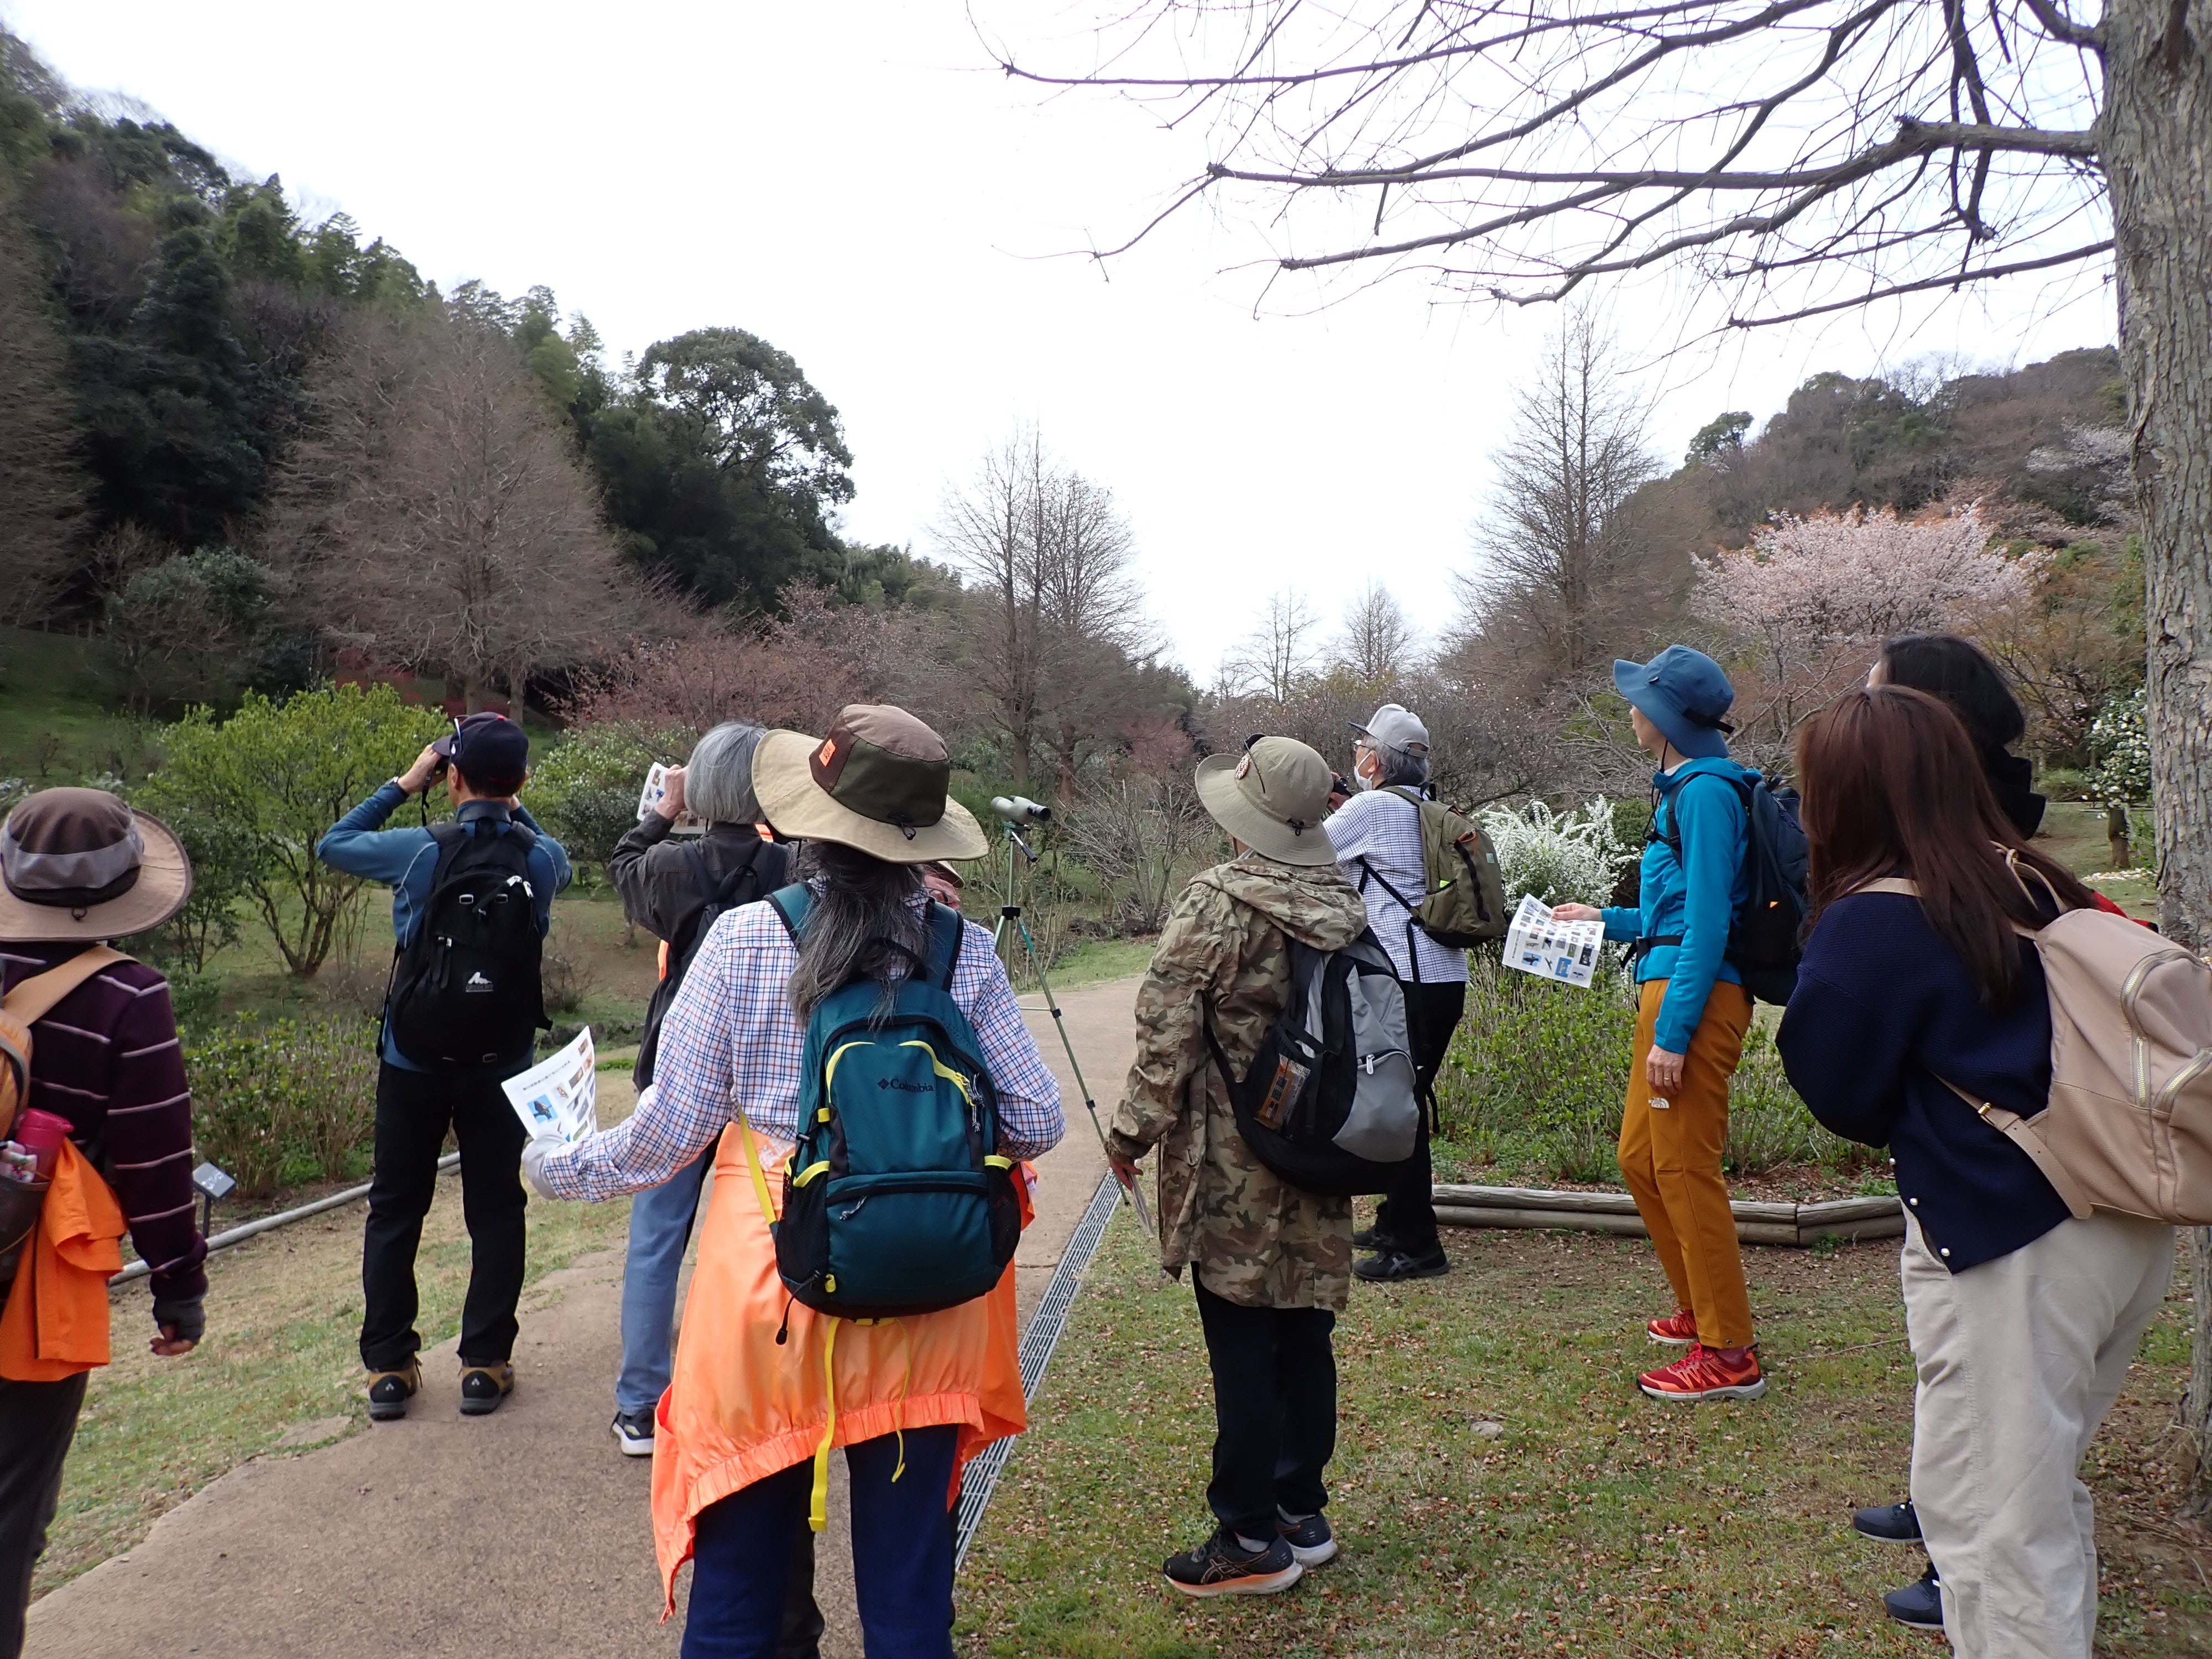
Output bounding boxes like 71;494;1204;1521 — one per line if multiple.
992;824;1153;1235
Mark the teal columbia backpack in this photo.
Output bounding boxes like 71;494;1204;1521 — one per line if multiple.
765;884;1021;1319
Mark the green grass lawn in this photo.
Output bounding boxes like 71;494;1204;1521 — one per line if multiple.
956;1213;2208;1658
43;1182;634;1596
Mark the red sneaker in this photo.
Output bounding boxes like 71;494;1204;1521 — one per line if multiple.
1646;1308;1698;1346
1639;1344;1767;1402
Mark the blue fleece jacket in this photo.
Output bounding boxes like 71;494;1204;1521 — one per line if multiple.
1776;891;2068;1271
316;782;571;1071
1600;757;1750;1055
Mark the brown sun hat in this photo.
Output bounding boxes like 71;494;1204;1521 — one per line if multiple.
0;787;194;942
1193;735;1338;867
752;705;988;863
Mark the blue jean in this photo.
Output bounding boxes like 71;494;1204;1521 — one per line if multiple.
617;1149;712;1417
684;1427;957;1659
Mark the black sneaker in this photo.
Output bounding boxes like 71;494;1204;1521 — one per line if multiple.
1163;1527;1303;1598
612;1408;655;1457
1851;1499;1921;1543
1882;1562;1943;1631
1354;1245;1449;1282
1352;1223;1398;1251
1276;1511;1338;1567
366;1360;420;1422
458;1361;513;1416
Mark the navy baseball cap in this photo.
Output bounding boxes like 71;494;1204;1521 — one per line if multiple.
434;712;530;789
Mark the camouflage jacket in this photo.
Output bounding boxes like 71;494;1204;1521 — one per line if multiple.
1108;855;1369;1311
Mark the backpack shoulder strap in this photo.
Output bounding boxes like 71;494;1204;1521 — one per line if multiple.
927;901;964;990
766;883;811;943
1932;1072;2095;1220
1;946;130;1027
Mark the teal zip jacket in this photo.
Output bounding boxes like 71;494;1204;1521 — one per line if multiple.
1600;757;1751;1055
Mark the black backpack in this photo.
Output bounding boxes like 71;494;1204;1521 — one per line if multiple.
636;839;782;1087
385;821;548;1070
1204;929;1421;1197
1645;771;1810;1004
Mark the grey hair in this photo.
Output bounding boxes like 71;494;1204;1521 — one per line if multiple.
786;840;928;1022
684;722;766;826
1370;740;1430;790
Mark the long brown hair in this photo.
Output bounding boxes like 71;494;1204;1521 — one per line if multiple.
1795;686;2093;1006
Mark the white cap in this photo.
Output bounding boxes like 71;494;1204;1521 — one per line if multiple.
1349;703;1429;754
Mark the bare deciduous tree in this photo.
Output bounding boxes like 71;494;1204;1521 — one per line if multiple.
1333;581;1421;687
934;429;1151;791
1219;589;1322;705
1452;315;1667;705
264;305;644;709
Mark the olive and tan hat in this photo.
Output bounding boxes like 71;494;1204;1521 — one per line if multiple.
1193;736;1339;867
0;787;194;942
752;705;988;863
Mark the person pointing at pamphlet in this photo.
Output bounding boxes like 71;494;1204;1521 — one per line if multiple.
1552;646;1764;1404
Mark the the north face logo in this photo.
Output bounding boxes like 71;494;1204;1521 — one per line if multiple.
465;971;494;992
876;1077;931;1093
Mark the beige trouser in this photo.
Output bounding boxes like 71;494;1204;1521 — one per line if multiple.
1901;1209;2174;1659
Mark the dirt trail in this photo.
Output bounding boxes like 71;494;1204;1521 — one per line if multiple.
28;974;1140;1659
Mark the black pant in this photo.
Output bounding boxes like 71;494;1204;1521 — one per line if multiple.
1;1371;88;1659
1192;1278;1337;1543
1373;980;1468;1254
361;1061;529;1370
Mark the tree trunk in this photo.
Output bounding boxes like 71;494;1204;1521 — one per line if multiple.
2102;0;2212;1519
2106;802;2132;869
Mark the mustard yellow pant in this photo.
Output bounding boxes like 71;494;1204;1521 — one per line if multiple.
1618;979;1755;1350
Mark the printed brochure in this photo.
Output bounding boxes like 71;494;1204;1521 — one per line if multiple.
1503;894;1604;989
502;1027;598;1146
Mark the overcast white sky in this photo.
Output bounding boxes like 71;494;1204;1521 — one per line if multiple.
6;1;2118;680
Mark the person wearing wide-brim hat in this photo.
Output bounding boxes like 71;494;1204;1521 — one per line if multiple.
1553;645;1768;1404
524;704;1063;1658
1;788;204;1658
1105;735;1369;1597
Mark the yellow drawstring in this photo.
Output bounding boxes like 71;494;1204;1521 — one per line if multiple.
889;1316;911;1483
810;1317;839;1532
736;1117;778;1229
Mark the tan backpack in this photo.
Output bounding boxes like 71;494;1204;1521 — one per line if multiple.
1859;863;2208;1225
0;947;126;1142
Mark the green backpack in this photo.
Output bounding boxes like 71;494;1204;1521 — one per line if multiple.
765;884;1021;1319
1354;786;1510;961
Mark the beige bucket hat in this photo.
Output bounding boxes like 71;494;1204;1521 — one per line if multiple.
752;705;988;863
1194;736;1338;867
0;787;194;942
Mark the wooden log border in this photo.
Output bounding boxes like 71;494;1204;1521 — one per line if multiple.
1430;1183;1903;1248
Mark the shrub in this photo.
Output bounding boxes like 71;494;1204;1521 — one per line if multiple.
142;684;450;976
186;1015;379;1197
1436;955;1875;1184
1476;796;1635;909
528;722;685;884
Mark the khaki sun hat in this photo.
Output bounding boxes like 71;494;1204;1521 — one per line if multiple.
752;705;988;863
1194;736;1338;867
0;787;194;943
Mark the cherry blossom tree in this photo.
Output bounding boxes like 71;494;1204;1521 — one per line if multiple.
1693;505;2046;761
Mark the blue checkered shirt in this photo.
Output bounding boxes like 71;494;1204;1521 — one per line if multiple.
539;893;1065;1200
1327;787;1470;984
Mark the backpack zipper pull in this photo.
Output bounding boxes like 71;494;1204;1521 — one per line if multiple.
775;1293;796;1345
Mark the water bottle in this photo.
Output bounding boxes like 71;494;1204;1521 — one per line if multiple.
12;1108;71;1180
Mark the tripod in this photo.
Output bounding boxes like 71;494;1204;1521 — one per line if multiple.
989;821;1152;1234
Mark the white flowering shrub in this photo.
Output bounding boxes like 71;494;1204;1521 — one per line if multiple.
1477;796;1636;909
2090;687;2150;811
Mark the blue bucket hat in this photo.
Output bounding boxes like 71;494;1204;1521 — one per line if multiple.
1611;646;1736;760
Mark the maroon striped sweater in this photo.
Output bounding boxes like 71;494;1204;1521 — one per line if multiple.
2;945;207;1304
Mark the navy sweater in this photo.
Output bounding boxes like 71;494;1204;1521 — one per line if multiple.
1776;891;2069;1272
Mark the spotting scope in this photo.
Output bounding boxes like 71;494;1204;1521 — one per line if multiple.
990;795;1052;825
